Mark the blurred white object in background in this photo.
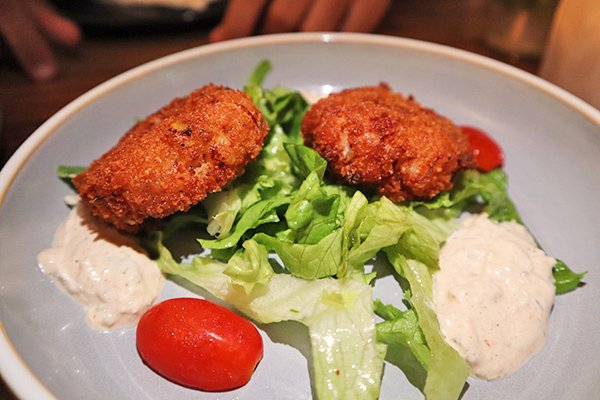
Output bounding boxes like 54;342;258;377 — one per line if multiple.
540;0;600;109
105;0;219;11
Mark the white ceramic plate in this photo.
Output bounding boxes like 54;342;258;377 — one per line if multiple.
1;33;599;400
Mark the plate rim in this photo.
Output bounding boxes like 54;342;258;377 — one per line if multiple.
1;31;599;400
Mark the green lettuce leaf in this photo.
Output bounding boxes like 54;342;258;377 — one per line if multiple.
203;189;242;238
553;259;586;294
285;171;341;244
253;230;343;279
160;205;208;240
245;59;271;93
375;300;429;368
346;198;426;275
284;143;327;181
307;279;387;400
252;190;369;280
245;126;298;190
385;251;470;400
224;239;274;294
412;169;521;222
199;197;291;250
56;165;85;191
374;301;429;391
203;174;286;239
244;59;308;143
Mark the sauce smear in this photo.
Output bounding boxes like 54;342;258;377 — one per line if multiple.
37;203;164;329
433;214;555;380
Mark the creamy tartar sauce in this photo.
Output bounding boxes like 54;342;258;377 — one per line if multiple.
38;203;164;330
433;213;556;380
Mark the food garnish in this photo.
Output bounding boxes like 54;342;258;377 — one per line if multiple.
136;298;263;391
461;125;505;172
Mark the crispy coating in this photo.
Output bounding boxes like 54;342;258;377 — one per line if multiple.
301;84;474;202
73;84;269;232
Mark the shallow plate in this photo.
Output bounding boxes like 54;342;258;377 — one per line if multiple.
1;33;599;400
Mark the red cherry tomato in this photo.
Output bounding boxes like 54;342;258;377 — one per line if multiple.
136;298;263;391
461;126;505;172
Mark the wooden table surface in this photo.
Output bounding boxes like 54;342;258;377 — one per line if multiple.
0;0;540;398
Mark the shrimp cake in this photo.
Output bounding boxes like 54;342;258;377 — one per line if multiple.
73;84;269;232
301;84;474;201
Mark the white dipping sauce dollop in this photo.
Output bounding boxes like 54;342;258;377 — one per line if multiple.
433;213;556;380
38;203;164;329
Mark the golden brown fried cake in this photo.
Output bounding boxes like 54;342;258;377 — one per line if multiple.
301;84;474;202
73;84;269;232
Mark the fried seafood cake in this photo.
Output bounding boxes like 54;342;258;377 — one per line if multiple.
301;84;474;202
73;84;269;232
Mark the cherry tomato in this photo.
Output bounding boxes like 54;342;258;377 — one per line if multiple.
461;126;505;172
136;298;263;391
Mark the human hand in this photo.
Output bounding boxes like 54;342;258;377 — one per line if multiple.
210;0;391;42
0;0;81;80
